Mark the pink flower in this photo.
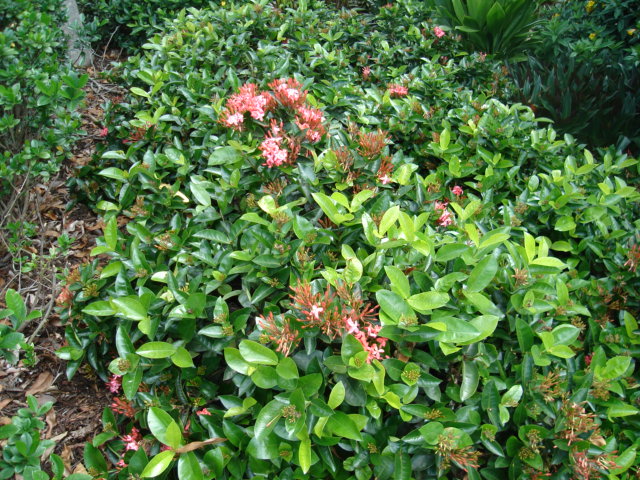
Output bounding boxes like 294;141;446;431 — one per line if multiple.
295;106;326;142
437;210;454;227
362;66;371;81
345;317;360;335
224;112;244;129
434;200;448;211
220;83;274;130
116;459;127;470
309;305;324;320
106;374;122;394
98;127;108;137
121;427;141;452
387;83;408;98
433;26;446;38
260;136;288;167
196;408;212;416
451;185;463;196
378;174;393;184
367;325;382;337
269;78;307;109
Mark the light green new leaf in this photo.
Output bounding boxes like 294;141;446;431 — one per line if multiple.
141;450;174;478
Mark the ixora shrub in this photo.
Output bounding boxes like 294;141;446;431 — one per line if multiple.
62;1;640;479
0;0;86;197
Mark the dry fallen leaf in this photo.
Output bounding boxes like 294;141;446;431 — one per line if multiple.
173;437;226;454
26;372;55;396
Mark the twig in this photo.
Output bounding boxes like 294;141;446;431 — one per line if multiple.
26;268;57;342
101;26;120;60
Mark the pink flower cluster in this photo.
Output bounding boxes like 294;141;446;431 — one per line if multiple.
377;155;394;185
435;200;453;227
451;185;463;196
259;120;292;167
295;106;326;142
387;83;409;97
220;83;274;130
106;374;122;393
220;78;327;167
433;26;446;38
121;427;142;452
362;66;371;81
345;317;388;362
269;77;307;108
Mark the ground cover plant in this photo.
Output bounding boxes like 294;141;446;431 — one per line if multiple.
3;0;638;479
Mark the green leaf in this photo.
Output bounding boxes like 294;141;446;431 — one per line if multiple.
111;296;147;321
436;243;471;262
254;399;285;440
130;86;150;98
328;381;345;409
530;257;565;269
190;181;211;207
501;385;523;406
466;255;498;292
122;368;142;400
82;301;115;317
165;421;183;449
610;447;636;475
299;437;311;474
394;450;411;480
379;205;400;236
147;408;176;445
136;342;176;359
224;348;251;375
171;347;194;368
419;422;444;445
240;212;271;227
208;146;241;165
104;216;118;250
607;402;639;418
407;291;449;313
5;289;26;325
141;450;174;478
384;266;410;298
596;356;632;380
376;289;413;324
326;412;362;440
552;324;580;345
83;443;108;473
193;229;230;244
276;357;299;380
482;380;502;426
460;361;479;401
178;452;203;480
437;317;481;344
239;340;278;365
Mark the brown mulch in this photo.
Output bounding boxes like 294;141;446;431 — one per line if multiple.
0;49;127;472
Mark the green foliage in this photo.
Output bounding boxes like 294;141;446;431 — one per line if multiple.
76;0;213;51
0;289;40;364
58;0;640;479
0;0;86;197
433;0;542;59
0;396;91;480
510;0;640;149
